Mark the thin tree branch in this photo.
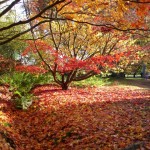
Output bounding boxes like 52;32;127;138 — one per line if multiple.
0;0;65;32
57;0;72;13
73;71;96;81
50;18;150;32
0;20;51;45
0;0;10;5
0;0;20;17
123;0;150;4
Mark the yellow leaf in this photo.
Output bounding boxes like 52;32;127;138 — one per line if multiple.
118;0;128;11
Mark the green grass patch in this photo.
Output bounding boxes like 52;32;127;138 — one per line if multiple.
71;76;113;87
71;76;149;88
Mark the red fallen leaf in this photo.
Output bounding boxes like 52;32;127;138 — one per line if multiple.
0;85;150;149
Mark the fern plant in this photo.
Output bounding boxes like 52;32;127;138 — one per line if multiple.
0;72;35;109
0;71;53;109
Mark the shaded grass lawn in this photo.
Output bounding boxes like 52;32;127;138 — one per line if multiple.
72;76;150;89
0;78;150;150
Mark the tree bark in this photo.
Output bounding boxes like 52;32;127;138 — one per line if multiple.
61;83;68;90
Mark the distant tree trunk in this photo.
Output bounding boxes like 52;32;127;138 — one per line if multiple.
141;63;146;78
119;72;125;78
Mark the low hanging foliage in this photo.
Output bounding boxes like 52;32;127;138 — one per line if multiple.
15;65;47;74
16;39;128;90
20;40;121;74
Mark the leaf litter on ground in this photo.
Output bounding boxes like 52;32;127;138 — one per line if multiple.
0;84;150;150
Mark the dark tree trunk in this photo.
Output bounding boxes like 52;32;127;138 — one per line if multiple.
61;84;68;90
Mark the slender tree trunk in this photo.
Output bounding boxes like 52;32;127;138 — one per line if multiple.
141;63;146;78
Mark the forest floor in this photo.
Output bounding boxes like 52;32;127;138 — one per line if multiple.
0;79;150;150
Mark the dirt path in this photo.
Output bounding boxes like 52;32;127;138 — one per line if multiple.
117;78;150;89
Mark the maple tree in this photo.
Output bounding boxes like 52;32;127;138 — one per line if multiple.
0;0;66;45
1;0;149;90
1;1;150;148
17;21;133;90
0;0;150;45
135;34;150;71
110;43;144;75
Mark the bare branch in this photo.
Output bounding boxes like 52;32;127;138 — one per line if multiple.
123;0;150;4
55;18;150;32
0;0;10;5
57;0;72;13
0;20;51;45
0;0;20;17
73;71;96;81
0;0;65;32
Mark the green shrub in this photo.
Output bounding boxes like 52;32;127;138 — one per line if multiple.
0;72;48;109
14;93;33;109
0;72;54;109
0;72;34;109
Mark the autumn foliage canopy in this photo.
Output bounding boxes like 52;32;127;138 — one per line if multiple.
1;0;150;89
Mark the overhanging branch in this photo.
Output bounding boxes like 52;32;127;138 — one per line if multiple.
0;0;20;17
54;18;150;32
123;0;150;4
0;0;65;32
0;20;51;45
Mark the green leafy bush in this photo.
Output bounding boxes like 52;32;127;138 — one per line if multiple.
14;93;33;109
0;72;53;109
0;72;34;109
